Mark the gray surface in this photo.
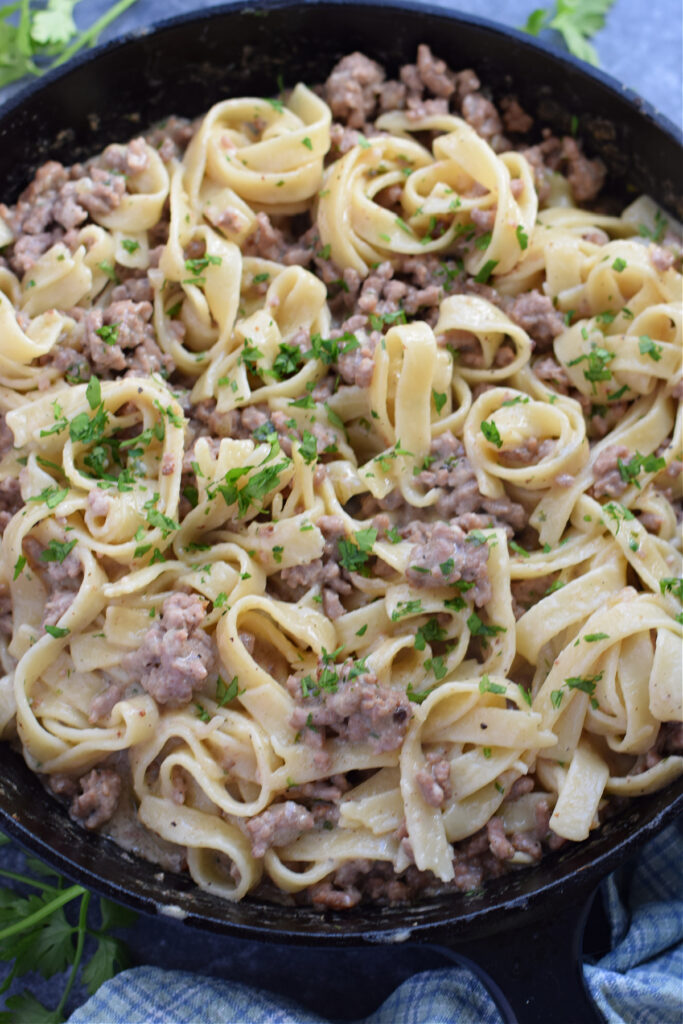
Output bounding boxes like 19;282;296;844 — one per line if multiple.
0;0;681;1018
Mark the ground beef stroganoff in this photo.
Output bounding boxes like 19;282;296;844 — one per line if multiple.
0;46;681;907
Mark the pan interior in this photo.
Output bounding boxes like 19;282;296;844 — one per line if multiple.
0;0;681;939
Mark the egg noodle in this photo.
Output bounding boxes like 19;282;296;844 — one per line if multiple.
0;65;681;904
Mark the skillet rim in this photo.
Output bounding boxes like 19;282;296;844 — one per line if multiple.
0;0;681;146
0;0;681;942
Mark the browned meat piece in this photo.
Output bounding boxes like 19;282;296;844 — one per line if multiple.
53;168;126;228
246;801;314;858
511;832;542;860
560;137;606;203
0;477;21;535
81;299;173;377
289;658;411;753
9;230;64;275
242;212;287;261
70;767;121;829
145;116;197;162
592;445;630;498
650;245;675;272
405;521;491;606
324;52;385;128
498;438;554;467
124;592;215;707
511;575;556;619
0;584;12;638
500;97;533;134
23;537;83;626
412;431;528;534
486;816;515;860
461;92;506;148
416;753;452;807
507;291;565;352
533;356;571;392
657;721;683;755
89;683;125;723
414;44;456;98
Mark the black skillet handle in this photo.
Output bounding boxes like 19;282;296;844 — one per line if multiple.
428;887;604;1024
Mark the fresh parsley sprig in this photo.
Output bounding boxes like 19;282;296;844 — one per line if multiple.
523;0;617;66
0;833;135;1022
0;1;138;88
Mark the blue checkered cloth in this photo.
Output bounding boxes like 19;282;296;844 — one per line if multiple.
68;823;683;1024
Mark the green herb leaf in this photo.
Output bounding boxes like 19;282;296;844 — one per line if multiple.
638;335;663;361
40;539;77;564
45;625;69;638
481;419;502;448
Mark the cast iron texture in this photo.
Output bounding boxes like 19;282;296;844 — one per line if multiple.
0;4;681;1021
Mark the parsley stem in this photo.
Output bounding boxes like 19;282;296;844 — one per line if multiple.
0;884;84;941
56;890;90;1019
0;866;58;891
53;0;139;68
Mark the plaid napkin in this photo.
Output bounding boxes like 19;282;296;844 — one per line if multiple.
67;822;683;1024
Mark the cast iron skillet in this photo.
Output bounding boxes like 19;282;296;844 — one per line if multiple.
0;4;681;1021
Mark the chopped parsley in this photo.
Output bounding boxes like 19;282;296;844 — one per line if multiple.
567;345;615;392
338;528;377;574
480;419;502;448
40;539;77;564
298;430;318;465
516;225;529;250
467;612;506;637
660;577;683;600
478;675;506;695
473;259;498;284
45;624;70;639
432;389;447;415
216;675;242;706
391;599;423;621
94;323;119;346
414;617;447;652
406;681;437;704
638;335;663;361
616;451;666;488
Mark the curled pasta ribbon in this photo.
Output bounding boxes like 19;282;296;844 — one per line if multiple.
530;389;675;546
92;143;169;232
376;113;537;278
156;167;243;374
216;593;336;743
193;263;329;407
138;795;258;901
533;591;683;840
367;320;449;502
435;294;532;382
0;291;70;365
400;678;555;880
184;85;331;212
317;135;433;273
132;708;279;820
547;237;678;322
13;547;160;771
463;386;588;498
7;376;185;563
19;243;92;317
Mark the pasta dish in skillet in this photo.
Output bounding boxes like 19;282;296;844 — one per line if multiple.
0;46;680;907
